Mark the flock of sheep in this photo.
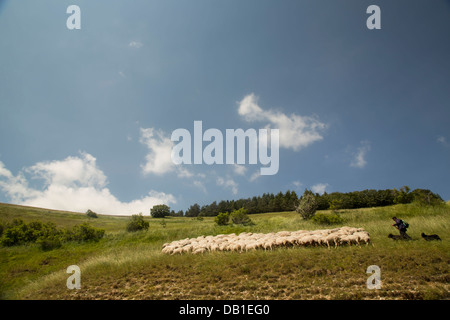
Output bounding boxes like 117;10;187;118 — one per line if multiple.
161;226;371;255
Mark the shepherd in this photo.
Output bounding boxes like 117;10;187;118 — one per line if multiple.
392;217;411;240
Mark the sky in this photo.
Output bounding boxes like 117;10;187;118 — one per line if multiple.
0;0;449;215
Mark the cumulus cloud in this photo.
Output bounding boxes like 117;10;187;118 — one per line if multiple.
193;180;207;194
0;153;176;215
350;140;371;168
238;93;326;151
139;128;176;176
249;171;261;182
233;164;247;176
216;176;238;195
139;127;196;179
437;135;448;147
292;180;303;189
129;41;143;48
311;183;328;195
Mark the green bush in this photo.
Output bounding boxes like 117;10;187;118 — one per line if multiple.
296;190;318;220
86;209;98;218
230;208;254;226
215;212;230;226
0;219;60;246
150;204;170;218
37;237;62;251
311;213;344;225
126;213;150;232
0;219;105;247
64;223;105;242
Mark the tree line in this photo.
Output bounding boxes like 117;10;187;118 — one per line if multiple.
171;186;443;218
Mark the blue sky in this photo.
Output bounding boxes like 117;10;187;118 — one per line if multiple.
0;0;449;215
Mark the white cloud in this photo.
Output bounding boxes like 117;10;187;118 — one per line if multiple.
216;176;238;195
249;170;261;182
437;135;448;147
292;180;303;189
27;152;107;188
0;153;176;215
233;164;247;176
193;180;207;194
311;183;328;195
139;127;197;179
238;93;326;151
139;128;176;176
129;41;143;48
177;167;194;178
350;140;371;168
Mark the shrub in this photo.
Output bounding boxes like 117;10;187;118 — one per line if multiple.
150;204;170;218
215;212;230;226
0;219;105;247
126;213;149;232
0;219;60;246
311;213;344;225
63;223;105;242
38;237;62;251
296;190;318;220
86;209;98;218
230;208;254;226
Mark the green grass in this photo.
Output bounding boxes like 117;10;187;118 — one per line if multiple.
0;202;449;300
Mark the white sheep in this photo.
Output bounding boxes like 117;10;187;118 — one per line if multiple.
339;234;359;246
354;231;371;246
161;226;371;254
171;247;184;255
192;247;207;254
324;234;340;249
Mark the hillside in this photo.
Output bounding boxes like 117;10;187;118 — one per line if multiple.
0;202;449;300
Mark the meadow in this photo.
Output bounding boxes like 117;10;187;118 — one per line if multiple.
0;202;448;300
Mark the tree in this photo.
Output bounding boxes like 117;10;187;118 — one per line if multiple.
230;208;254;225
411;189;444;206
86;209;98;218
296;189;318;220
393;186;413;204
185;203;201;217
126;213;149;232
150;204;170;218
329;199;343;212
215;212;230;226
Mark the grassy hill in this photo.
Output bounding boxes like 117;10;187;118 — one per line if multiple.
0;202;449;300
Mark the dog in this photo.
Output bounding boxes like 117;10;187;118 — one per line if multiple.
421;233;441;241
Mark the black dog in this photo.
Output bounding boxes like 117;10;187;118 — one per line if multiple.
421;233;441;241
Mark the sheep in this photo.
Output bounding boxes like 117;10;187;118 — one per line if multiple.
354;231;371;246
193;247;207;254
263;238;276;250
298;236;314;247
338;234;359;247
161;226;371;254
276;231;292;237
171;247;184;255
209;243;219;252
324;234;339;249
275;237;286;247
242;241;259;252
